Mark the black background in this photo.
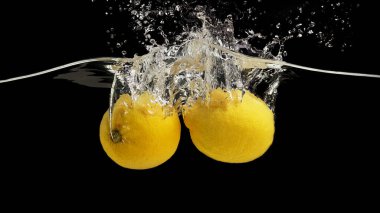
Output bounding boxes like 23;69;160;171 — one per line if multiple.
1;0;379;206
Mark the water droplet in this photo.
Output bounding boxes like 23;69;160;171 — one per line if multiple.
309;21;315;27
276;23;281;29
308;30;313;34
297;33;303;38
116;43;121;48
121;50;127;56
150;39;157;45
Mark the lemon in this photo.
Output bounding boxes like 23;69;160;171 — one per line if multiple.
183;88;275;163
99;92;181;170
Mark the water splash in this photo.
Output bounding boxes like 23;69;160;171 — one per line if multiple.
1;0;378;131
97;0;358;57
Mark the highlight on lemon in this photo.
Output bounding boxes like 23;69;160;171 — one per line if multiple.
99;92;181;170
183;88;275;163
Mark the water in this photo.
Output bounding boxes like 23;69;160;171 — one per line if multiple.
1;0;379;143
1;28;378;112
2;0;380;194
1;19;379;139
0;2;378;146
2;1;377;114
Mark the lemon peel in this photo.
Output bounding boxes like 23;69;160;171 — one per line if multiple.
183;88;275;163
100;92;181;169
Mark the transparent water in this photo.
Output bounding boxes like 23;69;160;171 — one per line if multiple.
2;2;380;200
1;0;379;141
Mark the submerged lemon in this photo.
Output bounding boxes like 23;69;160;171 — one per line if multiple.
183;88;275;163
100;92;181;170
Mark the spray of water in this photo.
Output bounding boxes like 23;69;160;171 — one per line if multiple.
0;0;378;132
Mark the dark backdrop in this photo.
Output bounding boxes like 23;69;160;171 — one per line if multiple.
1;0;378;207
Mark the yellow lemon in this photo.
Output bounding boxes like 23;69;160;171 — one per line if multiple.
99;92;181;170
183;88;275;163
